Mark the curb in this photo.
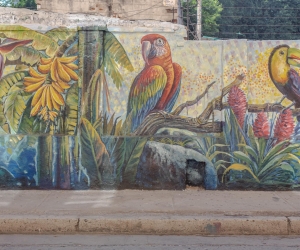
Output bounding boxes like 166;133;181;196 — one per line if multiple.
0;215;299;235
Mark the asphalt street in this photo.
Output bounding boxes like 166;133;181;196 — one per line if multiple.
0;235;299;250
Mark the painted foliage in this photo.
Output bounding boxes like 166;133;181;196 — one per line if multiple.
0;25;300;190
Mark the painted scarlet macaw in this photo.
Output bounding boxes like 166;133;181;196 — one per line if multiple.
0;38;33;79
269;45;300;120
127;34;182;132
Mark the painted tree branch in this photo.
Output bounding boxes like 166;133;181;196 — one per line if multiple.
133;112;223;136
172;81;216;115
197;74;245;124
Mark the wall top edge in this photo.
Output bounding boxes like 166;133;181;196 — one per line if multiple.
0;7;185;33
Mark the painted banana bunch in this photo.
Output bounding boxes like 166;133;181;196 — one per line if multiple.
23;56;79;121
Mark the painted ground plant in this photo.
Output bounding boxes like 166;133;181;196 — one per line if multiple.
222;86;300;189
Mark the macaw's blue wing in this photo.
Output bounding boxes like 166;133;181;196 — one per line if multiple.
127;65;167;132
165;63;182;113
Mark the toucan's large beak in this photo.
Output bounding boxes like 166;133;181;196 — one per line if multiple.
288;48;300;67
142;41;151;65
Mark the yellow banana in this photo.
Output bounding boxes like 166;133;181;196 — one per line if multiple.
57;60;71;82
46;86;53;110
24;76;45;84
62;64;78;81
24;80;45;93
31;85;46;106
51;95;61;111
65;63;78;70
41;85;48;107
24;79;44;87
40;57;53;65
51;81;64;93
56;75;71;90
57;56;77;64
38;63;51;74
30;98;42;117
50;58;58;81
49;85;64;106
29;67;45;79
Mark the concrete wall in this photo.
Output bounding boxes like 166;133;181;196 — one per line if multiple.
0;8;299;190
36;0;178;22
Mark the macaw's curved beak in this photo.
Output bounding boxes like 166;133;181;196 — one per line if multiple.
0;39;33;54
142;41;151;65
288;47;300;68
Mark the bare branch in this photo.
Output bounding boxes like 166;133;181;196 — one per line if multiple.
197;74;245;123
133;112;222;136
172;81;216;115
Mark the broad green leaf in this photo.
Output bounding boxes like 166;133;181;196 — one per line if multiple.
80;118;111;186
106;113;115;135
3;85;31;133
5;46;43;66
258;137;267;162
258;153;299;178
248;124;259;154
123;137;148;184
208;150;235;162
0;26;58;57
121;111;133;136
0;101;5;127
57;33;79;57
18;97;47;134
262;141;299;167
83;69;103;123
233;151;255;170
277;162;295;174
103;32;134;89
238;143;258;160
205;144;230;159
111;137;126;179
222;163;259;183
45;27;74;43
65;83;79;135
0;71;28;99
260;162;295;184
266;143;300;163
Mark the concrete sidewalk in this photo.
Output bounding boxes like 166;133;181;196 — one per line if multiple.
0;188;300;235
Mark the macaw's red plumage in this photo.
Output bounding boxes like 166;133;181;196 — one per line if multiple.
127;34;182;132
0;38;33;79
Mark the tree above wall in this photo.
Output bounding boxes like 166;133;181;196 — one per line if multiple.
218;0;300;40
0;0;36;9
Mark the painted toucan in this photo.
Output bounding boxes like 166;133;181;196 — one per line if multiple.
269;45;300;120
127;34;182;132
0;38;33;79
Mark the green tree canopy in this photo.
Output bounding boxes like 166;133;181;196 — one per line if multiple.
218;0;300;40
182;0;223;39
0;0;36;9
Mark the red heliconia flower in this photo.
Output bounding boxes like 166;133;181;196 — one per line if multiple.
227;86;247;127
274;109;295;143
253;112;270;138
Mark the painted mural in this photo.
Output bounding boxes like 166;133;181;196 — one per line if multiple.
0;24;300;190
